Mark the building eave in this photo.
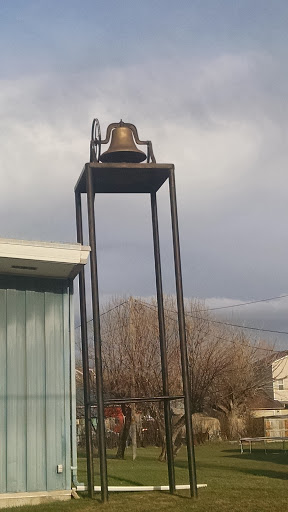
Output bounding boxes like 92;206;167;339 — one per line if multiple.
0;238;90;279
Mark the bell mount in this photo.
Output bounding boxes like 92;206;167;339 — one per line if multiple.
90;119;156;164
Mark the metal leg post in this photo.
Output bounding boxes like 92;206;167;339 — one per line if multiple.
86;168;108;503
168;169;198;498
151;192;176;494
75;192;94;498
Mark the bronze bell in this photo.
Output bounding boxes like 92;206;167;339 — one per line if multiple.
100;126;146;163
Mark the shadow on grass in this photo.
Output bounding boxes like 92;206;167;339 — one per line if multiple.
79;491;103;504
172;492;195;501
199;461;288;480
239;467;288;480
221;448;288;466
108;474;143;486
79;452;118;460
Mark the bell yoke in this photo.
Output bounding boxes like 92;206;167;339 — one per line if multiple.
89;119;156;165
100;121;146;163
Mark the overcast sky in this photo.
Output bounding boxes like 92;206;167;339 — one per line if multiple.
1;0;288;348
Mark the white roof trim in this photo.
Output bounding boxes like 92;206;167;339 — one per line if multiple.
0;238;90;279
272;354;288;365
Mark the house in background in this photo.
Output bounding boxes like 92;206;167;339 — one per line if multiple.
249;352;288;437
272;353;288;405
250;393;286;419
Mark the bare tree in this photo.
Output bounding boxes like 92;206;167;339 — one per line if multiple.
76;295;274;454
207;333;272;439
100;297;163;458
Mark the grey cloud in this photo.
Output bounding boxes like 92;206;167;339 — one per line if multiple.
1;52;288;347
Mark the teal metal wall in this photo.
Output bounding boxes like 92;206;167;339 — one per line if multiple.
0;276;72;493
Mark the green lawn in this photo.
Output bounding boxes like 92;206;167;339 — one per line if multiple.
6;442;288;512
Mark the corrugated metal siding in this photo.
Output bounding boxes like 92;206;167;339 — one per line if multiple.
0;276;71;493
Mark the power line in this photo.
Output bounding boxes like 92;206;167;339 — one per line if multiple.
75;300;129;330
136;298;288;339
204;293;288;312
189;315;288;336
75;295;288;338
100;300;129;317
136;299;280;354
75;295;282;354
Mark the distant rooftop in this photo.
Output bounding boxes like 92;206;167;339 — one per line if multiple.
249;392;285;410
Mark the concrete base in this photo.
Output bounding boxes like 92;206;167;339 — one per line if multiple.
0;490;71;508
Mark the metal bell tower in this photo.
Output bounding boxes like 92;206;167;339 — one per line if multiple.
74;119;197;502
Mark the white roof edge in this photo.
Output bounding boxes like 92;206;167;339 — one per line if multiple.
0;240;90;264
0;237;90;251
0;238;90;279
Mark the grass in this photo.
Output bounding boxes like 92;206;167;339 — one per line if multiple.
5;442;288;512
